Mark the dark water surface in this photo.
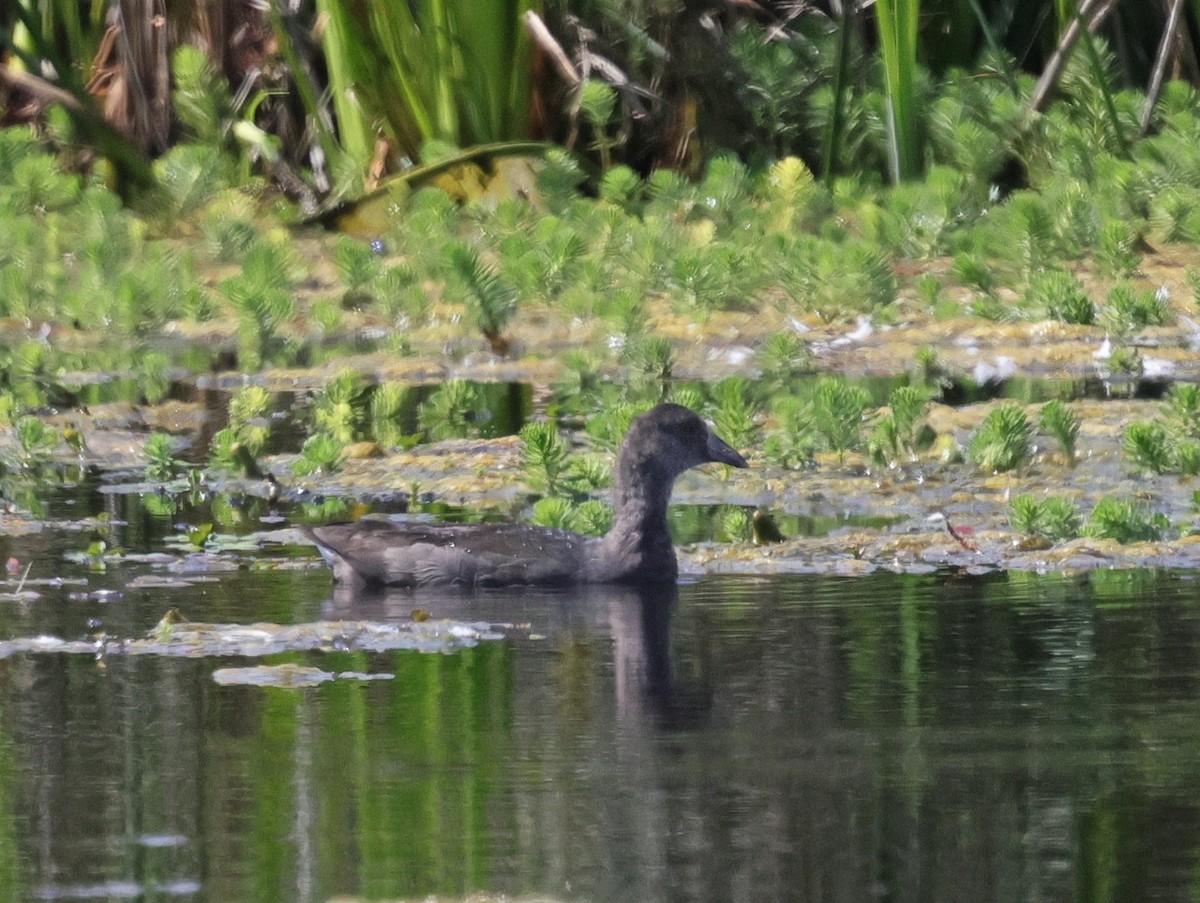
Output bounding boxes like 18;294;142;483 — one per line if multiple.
2;555;1200;902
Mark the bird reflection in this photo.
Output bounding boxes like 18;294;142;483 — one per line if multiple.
321;581;709;728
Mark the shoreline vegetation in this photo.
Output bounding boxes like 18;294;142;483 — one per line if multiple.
4;3;1200;575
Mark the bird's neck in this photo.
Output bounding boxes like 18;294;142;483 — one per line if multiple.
595;464;677;580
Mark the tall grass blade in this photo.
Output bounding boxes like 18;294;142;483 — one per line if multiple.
875;0;922;182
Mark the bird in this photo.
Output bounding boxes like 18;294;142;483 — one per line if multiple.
303;403;749;588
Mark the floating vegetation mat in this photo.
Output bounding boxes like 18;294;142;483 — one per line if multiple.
0;616;513;663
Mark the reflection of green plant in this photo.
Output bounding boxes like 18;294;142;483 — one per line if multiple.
1040;400;1080;464
313;370;367;443
968;404;1031;472
1084;498;1167;544
419;380;483;441
136;351;172;404
210;386;272;476
1010;495;1080;543
144;433;182;482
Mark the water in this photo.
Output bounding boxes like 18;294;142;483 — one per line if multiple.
1;557;1200;902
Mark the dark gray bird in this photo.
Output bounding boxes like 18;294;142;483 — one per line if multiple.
303;403;748;588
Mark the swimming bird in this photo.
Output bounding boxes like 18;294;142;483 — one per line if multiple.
304;403;749;588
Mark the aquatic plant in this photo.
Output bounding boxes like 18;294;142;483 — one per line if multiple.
13;415;57;464
1104;282;1172;331
218;240;296;369
135;352;172;405
209;386;273;477
1029;270;1094;325
758;333;811;394
1123;421;1173;474
446;242;518;356
1009;494;1081;543
313;370;367;444
1164;384;1200;441
869;384;933;466
626;337;676;396
763;396;817;470
585;402;651;454
968;404;1031;473
711;379;760;452
1095;219;1142;277
911;346;952;396
1105;345;1143;378
1084;498;1167;544
334;236;384;306
292;434;344;477
1039;400;1080;464
520;421;568;498
810;377;871;464
418;380;484;441
144;433;182;482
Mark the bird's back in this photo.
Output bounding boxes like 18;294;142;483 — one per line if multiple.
304;519;590;588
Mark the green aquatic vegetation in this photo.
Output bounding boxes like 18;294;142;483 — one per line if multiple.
1009;495;1081;543
209;387;272;477
710;379;760;452
219;240;297;369
763;396;817;470
1122;385;1200;475
1028;270;1094;325
369;381;411;423
1104;282;1172;332
334;236;383;305
968;404;1031;473
312;370;368;443
1105;345;1143;378
529;497;612;537
781;236;896;321
136;351;171;405
418;380;484;441
626;337;676;396
520;421;569;498
810;377;870;464
586;402;652;454
144;433;182;482
1095;218;1142;278
1165;385;1200;441
1084;498;1167;544
13;415;57;464
599;166;643;215
446;242;518;356
869;384;934;466
292;433;344;477
758;332;811;393
579;80;621;173
985;192;1057;282
1039;400;1080;464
